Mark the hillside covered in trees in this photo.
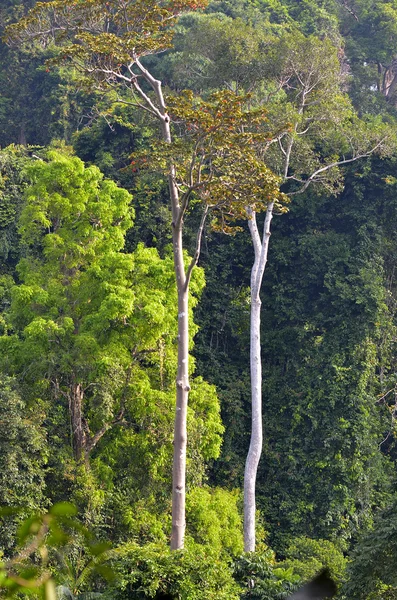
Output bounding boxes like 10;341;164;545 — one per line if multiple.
2;0;397;598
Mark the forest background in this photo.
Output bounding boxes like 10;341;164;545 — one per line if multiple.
2;0;397;598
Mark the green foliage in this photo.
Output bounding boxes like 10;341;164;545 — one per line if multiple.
161;15;394;199
0;0;95;148
233;550;300;600
107;540;240;600
71;103;146;187
194;163;396;551
280;537;347;587
0;145;33;274
3;0;397;595
341;0;397;75
343;496;397;600
0;149;222;536
257;187;394;548
276;0;339;37
0;375;48;553
0;149;137;407
0;49;91;147
186;487;243;555
155;13;279;93
0;503;112;600
5;0;208;75
187;376;224;463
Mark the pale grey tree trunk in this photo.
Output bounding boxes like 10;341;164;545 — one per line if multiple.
170;176;190;550
244;204;273;552
133;58;202;550
160;91;190;552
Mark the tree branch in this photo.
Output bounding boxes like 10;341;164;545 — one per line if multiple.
246;206;261;257
84;408;125;457
288;138;388;195
115;96;159;118
184;204;209;291
134;55;168;117
131;78;164;120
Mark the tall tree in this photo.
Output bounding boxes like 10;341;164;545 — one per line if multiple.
212;30;393;552
5;0;209;550
5;0;284;549
243;30;393;549
164;16;395;550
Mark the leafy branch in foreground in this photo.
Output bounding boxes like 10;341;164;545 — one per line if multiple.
0;503;111;600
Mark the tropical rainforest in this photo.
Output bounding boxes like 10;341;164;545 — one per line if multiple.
2;0;397;598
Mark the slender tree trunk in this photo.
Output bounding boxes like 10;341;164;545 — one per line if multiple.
244;282;262;552
132;60;210;549
70;382;85;463
133;63;191;549
169;160;190;549
244;204;273;552
171;247;190;549
162;108;190;552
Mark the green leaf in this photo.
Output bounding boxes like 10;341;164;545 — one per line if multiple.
49;502;77;517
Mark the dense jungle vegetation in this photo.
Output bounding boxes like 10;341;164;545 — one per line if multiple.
3;0;397;598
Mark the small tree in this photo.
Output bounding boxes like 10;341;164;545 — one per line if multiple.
0;149;189;471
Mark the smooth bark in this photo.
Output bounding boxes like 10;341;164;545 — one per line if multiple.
133;58;206;550
244;204;273;552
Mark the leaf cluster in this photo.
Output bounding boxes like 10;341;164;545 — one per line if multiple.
5;0;208;81
107;539;240;600
0;503;112;600
132;89;287;233
233;550;300;600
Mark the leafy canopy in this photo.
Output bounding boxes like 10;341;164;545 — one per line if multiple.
132;89;287;233
5;0;207;72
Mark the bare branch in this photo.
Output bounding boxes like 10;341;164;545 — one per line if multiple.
184;205;209;291
115;96;159;118
278;136;287;157
134;55;168;117
288;137;388;196
131;78;164;120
